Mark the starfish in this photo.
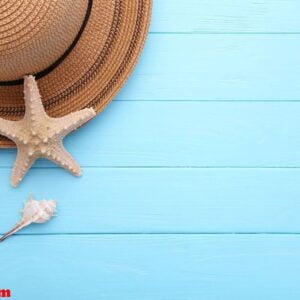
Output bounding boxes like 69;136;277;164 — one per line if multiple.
0;75;96;187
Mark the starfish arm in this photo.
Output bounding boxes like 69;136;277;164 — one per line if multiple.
52;108;96;137
11;148;35;187
23;75;47;122
45;144;82;176
0;118;22;141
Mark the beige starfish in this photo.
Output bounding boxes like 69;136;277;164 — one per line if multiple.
0;75;96;187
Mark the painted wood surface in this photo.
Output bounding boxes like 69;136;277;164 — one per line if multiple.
2;101;300;167
117;35;300;101
0;168;300;234
1;235;300;300
150;0;300;33
0;1;299;299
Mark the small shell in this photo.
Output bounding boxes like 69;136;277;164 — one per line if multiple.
0;195;57;242
22;197;57;224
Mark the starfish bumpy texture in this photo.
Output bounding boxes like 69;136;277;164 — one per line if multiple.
0;75;96;187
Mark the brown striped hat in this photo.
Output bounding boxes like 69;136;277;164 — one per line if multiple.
0;0;152;147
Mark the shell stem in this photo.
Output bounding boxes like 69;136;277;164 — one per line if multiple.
0;225;23;242
0;222;30;242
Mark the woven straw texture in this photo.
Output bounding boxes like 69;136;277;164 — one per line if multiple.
0;0;152;147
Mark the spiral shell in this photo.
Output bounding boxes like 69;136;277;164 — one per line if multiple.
22;197;57;224
0;195;57;242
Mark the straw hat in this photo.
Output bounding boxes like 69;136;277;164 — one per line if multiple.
0;0;152;147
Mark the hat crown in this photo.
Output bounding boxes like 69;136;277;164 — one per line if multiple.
0;0;88;82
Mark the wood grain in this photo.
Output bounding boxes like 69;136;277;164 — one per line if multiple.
1;234;300;299
151;0;300;33
0;167;300;234
116;35;300;101
1;101;299;167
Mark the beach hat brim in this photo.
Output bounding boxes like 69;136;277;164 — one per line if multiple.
0;0;152;147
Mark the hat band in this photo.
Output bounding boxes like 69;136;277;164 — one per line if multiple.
0;0;93;87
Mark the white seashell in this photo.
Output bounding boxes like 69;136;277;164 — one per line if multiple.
0;195;57;242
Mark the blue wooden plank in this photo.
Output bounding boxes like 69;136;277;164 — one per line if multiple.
116;34;300;101
1;167;300;233
0;234;300;299
1;101;299;167
151;0;300;33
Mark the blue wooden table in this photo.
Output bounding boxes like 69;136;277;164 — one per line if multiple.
1;1;300;299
